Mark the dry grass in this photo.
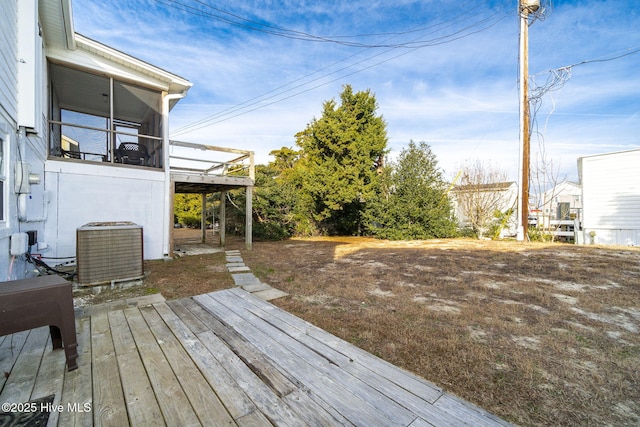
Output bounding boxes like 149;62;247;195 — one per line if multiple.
80;233;640;426
238;237;640;426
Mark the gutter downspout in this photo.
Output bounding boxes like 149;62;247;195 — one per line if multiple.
162;91;187;259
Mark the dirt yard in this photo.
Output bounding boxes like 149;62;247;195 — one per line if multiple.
79;230;640;426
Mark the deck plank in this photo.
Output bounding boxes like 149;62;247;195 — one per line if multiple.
197;329;311;427
0;327;48;403
164;298;209;334
196;292;408;426
58;316;93;427
208;291;422;425
174;297;299;398
434;394;512;427
107;309;164;426
180;297;353;426
91;312;128;427
1;286;512;427
122;306;201;427
138;304;236;426
31;334;66;427
0;329;29;393
223;288;470;426
234;409;276;427
229;286;444;401
223;289;515;427
156;301;259;421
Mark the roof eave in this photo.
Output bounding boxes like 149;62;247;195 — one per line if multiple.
73;34;193;95
61;0;75;49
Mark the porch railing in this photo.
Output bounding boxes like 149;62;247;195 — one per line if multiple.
169;140;255;181
48;120;163;168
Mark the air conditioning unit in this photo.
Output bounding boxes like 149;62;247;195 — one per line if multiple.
76;222;143;286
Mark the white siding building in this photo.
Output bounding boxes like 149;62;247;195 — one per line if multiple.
0;0;254;282
450;181;518;238
578;149;640;246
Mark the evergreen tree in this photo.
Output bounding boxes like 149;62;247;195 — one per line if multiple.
294;85;387;235
365;141;457;239
174;193;204;227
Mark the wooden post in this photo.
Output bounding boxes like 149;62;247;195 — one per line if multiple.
201;193;206;243
245;186;253;250
219;190;226;247
168;181;175;258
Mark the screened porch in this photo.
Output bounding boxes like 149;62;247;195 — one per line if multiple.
48;63;164;169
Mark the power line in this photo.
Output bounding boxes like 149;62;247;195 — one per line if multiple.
172;2;510;136
529;45;640;131
155;0;510;49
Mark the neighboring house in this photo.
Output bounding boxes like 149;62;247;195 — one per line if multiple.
450;181;518;238
1;1;253;282
577;149;640;246
538;181;582;222
528;181;582;242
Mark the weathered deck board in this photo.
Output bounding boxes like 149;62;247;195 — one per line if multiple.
122;307;201;426
170;297;300;398
196;293;412;427
107;309;164;426
220;288;466;426
228;286;443;400
0;326;48;404
153;301;258;422
0;288;513;427
205;291;423;425
91;312;128;426
32;334;66;427
0;330;29;392
197;329;312;427
138;305;236;426
58;315;93;427
180;299;354;427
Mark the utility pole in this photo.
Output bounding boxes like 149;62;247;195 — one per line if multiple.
516;0;539;241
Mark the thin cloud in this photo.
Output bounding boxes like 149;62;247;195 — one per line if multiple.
71;0;640;182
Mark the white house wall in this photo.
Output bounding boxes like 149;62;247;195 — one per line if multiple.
0;0;49;280
0;0;190;280
579;149;640;246
44;160;166;260
0;1;19;121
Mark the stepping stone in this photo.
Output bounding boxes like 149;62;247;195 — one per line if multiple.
228;266;251;272
232;273;262;287
252;288;289;301
242;283;272;293
225;250;241;255
226;262;246;268
226;256;244;263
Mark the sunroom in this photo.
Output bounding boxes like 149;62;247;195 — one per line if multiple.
48;62;164;168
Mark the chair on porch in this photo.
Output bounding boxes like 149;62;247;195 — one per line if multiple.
117;143;150;166
61;148;82;159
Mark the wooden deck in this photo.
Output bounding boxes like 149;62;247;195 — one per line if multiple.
0;288;512;426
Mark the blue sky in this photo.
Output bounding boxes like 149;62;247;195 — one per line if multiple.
71;0;640;182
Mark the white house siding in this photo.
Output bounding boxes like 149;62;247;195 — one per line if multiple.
451;182;518;238
44;161;167;260
0;1;18;122
0;0;190;280
579;149;640;246
0;1;50;280
0;1;19;281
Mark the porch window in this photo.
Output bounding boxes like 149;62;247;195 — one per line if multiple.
48;63;163;168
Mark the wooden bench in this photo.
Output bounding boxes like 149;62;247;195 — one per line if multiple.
0;275;78;371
